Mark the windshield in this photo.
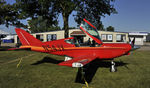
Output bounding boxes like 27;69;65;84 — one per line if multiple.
80;21;101;40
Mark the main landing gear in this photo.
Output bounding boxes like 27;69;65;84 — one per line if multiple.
75;66;93;88
110;60;117;72
75;67;86;83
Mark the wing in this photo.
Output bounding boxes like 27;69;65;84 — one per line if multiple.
58;54;97;67
0;45;31;51
7;47;31;51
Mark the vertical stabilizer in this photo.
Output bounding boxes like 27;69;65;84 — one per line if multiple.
15;28;43;46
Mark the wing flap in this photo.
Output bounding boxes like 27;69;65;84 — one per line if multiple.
58;54;97;67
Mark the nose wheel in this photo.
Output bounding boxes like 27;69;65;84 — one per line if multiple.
110;60;117;72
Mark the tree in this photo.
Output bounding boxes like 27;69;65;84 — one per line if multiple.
106;26;115;32
2;0;116;37
97;23;105;31
52;0;116;38
51;0;79;38
15;0;58;29
28;16;60;33
0;0;26;27
74;0;117;31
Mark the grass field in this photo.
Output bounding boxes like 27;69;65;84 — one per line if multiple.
0;49;150;88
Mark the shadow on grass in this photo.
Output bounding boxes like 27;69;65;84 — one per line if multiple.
75;59;129;84
31;56;64;65
31;57;129;84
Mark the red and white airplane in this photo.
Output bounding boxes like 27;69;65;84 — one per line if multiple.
12;19;135;73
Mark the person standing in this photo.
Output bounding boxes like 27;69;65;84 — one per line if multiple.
91;40;96;47
87;38;91;46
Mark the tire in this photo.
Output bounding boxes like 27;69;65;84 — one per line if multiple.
110;66;117;72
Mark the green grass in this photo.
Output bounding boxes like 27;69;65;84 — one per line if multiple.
0;50;150;88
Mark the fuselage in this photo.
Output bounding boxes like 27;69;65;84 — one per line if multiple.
20;43;132;60
17;18;132;61
50;43;132;59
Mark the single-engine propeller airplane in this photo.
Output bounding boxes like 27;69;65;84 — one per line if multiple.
4;19;138;82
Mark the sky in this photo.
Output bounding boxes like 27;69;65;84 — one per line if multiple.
0;0;150;34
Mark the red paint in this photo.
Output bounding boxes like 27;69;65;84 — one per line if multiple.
15;19;132;67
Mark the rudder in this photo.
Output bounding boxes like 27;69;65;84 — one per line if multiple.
15;28;43;46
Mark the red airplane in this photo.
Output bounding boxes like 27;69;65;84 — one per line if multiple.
2;19;138;83
12;19;135;73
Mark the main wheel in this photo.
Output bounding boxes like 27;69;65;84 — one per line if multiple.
110;66;117;72
110;61;117;72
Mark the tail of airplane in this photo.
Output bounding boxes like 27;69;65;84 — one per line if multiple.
15;28;43;46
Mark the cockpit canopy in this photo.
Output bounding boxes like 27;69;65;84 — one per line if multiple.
80;21;101;40
80;19;103;44
64;19;103;46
